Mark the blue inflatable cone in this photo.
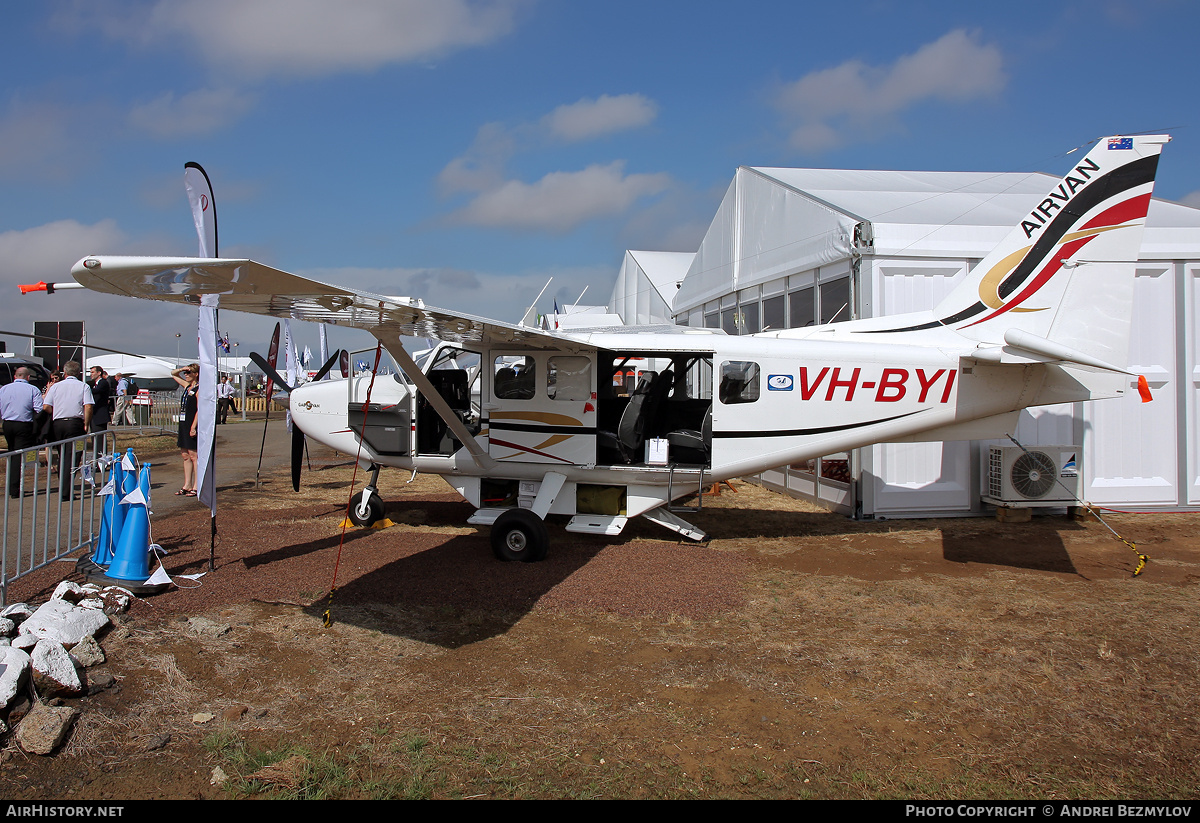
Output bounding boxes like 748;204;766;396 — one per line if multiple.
107;458;129;563
91;478;118;565
121;450;138;495
108;485;151;582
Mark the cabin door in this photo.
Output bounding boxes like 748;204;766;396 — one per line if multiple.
486;352;597;466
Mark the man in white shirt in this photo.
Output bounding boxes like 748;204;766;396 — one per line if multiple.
43;361;93;499
216;375;235;424
113;373;134;426
1;366;44;498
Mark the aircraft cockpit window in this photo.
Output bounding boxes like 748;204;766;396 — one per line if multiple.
719;361;760;405
494;355;536;400
547;356;590;401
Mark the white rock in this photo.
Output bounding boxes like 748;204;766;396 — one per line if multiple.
31;639;82;698
21;599;110;647
0;647;31;708
12;634;36;652
0;618;14;637
51;581;87;604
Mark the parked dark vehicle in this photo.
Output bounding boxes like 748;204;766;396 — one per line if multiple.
0;355;52;391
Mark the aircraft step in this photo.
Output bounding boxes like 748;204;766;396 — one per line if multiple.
565;515;628;536
467;508;510;527
641;508;706;542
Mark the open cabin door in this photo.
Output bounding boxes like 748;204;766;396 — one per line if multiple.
486;351;597;466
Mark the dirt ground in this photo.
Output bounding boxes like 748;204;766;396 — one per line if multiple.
1;441;1197;799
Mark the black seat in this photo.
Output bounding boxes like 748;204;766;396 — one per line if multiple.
667;404;711;465
598;369;673;463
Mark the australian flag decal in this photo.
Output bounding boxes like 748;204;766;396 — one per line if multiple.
1108;137;1133;150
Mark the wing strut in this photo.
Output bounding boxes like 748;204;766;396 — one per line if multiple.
379;338;496;471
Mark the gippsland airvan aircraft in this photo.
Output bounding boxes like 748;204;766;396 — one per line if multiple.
71;134;1169;561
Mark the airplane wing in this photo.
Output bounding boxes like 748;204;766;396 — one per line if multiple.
70;256;567;348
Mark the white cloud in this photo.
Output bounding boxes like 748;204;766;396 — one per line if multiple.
775;29;1005;152
129;88;256;138
543;94;658;142
76;0;521;78
0;220;127;280
449;162;670;233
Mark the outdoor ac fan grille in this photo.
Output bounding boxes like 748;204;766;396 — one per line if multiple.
1010;450;1058;499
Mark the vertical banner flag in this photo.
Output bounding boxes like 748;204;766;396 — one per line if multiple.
184;162;218;517
283;319;295;432
318;324;329;380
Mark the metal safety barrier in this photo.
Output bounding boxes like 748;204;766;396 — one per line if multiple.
2;430;116;604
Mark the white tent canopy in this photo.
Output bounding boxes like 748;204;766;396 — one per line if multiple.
608;250;693;326
674;165;1200;317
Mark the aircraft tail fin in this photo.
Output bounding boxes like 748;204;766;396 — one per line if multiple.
877;135;1168;368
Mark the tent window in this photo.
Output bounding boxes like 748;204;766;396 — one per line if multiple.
763;294;785;332
821;277;851;324
789;286;815;328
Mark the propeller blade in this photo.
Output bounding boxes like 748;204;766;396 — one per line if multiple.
312;349;341;382
291;424;305;492
250;351;293;392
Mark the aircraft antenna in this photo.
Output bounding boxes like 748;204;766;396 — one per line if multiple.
518;277;553;328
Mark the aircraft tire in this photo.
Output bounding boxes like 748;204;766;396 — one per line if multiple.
490;509;549;562
349;492;384;527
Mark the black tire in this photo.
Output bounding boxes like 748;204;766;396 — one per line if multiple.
490;509;549;562
349;492;384;527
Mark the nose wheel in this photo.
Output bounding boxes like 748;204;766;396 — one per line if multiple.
348;464;384;528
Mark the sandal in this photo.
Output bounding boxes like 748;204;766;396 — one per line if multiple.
174;488;189;496
184;489;197;497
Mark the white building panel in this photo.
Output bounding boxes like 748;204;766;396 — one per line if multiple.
1084;264;1178;504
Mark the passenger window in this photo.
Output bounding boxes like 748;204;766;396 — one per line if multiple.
719;361;759;405
547;356;590;401
494;356;536;400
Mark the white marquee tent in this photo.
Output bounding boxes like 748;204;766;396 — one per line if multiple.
619;163;1200;516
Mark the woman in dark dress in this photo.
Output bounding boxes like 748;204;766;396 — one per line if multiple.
170;364;200;496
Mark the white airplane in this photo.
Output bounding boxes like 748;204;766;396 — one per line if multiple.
70;134;1168;561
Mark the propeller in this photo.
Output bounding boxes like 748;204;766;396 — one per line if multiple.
250;351;293;393
282;349;341;492
292;425;305;492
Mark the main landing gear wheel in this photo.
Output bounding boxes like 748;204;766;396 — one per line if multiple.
490;509;549;562
349;491;384;527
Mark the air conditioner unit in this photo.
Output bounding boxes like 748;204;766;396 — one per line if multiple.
983;445;1081;507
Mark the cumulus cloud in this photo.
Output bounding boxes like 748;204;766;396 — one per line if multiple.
69;0;521;78
449;162;670;233
774;29;1005;152
129;88;256;138
437;93;667;231
543;94;658;142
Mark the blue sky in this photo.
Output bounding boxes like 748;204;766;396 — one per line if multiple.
3;0;1198;360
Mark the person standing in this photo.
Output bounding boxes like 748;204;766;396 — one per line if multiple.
113;373;133;426
1;366;44;498
170;364;199;496
216;375;234;424
88;366;111;433
42;361;93;500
